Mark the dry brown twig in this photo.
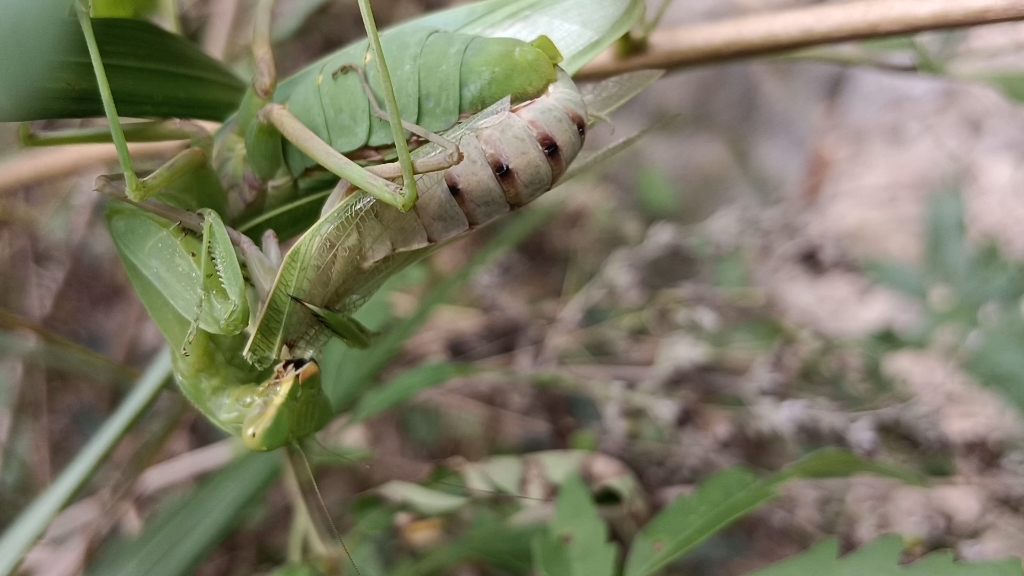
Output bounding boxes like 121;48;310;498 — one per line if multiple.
0;141;187;196
578;0;1024;78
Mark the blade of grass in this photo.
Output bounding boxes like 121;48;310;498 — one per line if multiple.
0;348;172;576
85;452;281;576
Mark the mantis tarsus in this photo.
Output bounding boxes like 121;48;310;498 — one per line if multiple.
68;0;655;454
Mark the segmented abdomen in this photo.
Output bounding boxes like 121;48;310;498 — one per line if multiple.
245;70;587;366
403;69;586;244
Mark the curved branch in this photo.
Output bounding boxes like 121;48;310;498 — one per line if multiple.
577;0;1024;78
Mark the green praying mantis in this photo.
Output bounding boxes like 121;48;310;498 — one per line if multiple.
54;0;657;451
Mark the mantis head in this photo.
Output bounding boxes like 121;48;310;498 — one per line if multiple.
242;358;334;451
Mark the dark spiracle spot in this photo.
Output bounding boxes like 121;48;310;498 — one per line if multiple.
448;183;461;197
575;121;586;137
542;142;559;157
493;162;511;179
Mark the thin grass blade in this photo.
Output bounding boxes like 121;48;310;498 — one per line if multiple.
0;349;172;576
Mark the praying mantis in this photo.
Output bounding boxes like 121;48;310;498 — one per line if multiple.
55;0;657;451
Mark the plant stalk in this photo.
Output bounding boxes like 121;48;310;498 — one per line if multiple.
578;0;1024;78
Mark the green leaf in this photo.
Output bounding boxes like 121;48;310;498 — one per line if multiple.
86;451;281;576
965;312;1024;415
986;73;1024;104
747;536;1022;576
769;447;922;485
623;448;919;576
0;350;172;576
635;165;682;220
924;188;971;288
533;475;618;576
350;362;476;423
0;18;244;122
0;0;78;122
532;535;574;576
863;261;928;300
377;481;471;515
91;0;158;19
407;515;540;576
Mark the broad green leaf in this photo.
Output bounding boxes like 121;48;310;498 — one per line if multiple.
86;452;281;576
0;0;78;122
533;536;573;576
0;18;244;122
623;448;918;576
532;475;617;576
377;481;471;515
91;0;158;19
747;536;1022;576
350;362;476;423
0;350;172;576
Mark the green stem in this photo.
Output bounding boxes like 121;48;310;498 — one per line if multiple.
75;2;144;201
357;0;418;211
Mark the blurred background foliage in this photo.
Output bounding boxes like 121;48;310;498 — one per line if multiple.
5;0;1024;575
